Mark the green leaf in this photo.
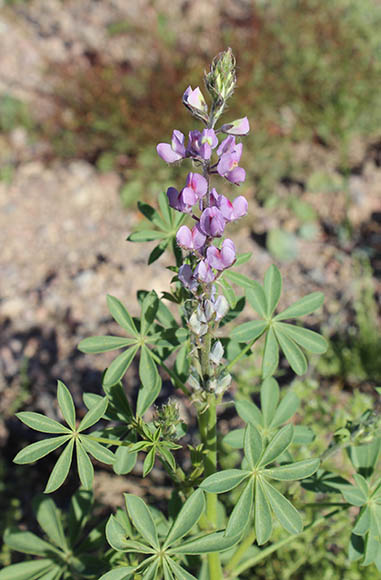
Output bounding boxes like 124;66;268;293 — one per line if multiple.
234;252;252;266
137;356;162;415
129;229;167;242
200;470;251;494
261;480;302;534
226;478;254;537
137;200;165;227
3;528;59;556
270;392;299;428
259;424;294;467
0;560;54;580
274;292;324;321
245;424;263;468
224;270;255;290
99;568;136;580
139;346;159;389
255;478;272;545
103;346;139;387
293;425;315;444
14;435;71;465
33;495;66;548
341;485;367;506
274;325;307;375
230;320;267;342
353;506;371;535
107;295;138;335
266;458;320;481
246;282;267;319
353;474;369;496
347;439;381;473
363;533;380;567
124;494;159;549
223;428;244;449
45;438;74;493
260;378;280;427
80;436;115;464
68;489;93;546
78;396;108;432
143;447;156;477
164;489;205;548
113;446;137;475
76;440;94;489
15;412;70;434
167;559;198;580
263;265;282;317
57;380;76;430
140;292;159;336
262;326;279;378
36;568;61;580
170;531;240;554
275;323;327;354
236;400;263;427
142;560;159;580
78;336;136;353
106;515;131;551
175;343;189;379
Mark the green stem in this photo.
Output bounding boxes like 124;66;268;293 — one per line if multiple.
225;506;349;579
224;530;256;574
225;337;258;373
198;393;222;579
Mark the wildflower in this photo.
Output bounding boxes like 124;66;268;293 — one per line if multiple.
210;188;248;221
183;86;208;122
216;136;246;184
206;239;236;270
187;129;218;161
157;130;186;163
176;225;206;251
220;116;250;136
195;260;215;283
199;207;226;237
178;264;198;291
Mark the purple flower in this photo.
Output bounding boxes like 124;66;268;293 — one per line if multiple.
195;260;215;283
157;130;186;163
167;187;186;212
176;225;206;250
187;129;218;161
183;86;208;115
220;117;250;136
199;207;226;237
181;172;208;207
206;239;236;270
210;189;248;221
216;136;246;184
178;264;198;291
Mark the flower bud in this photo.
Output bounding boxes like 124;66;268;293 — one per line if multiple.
204;47;236;120
221;117;250;136
183;86;209;123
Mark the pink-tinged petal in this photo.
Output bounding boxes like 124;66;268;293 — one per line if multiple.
199;207;226;237
209;188;219;207
234;142;243;161
187;173;208;197
216;194;234;220
217;153;234;176
227;167;246;184
181;187;198;207
214;295;229;321
157;143;183;163
217;135;235;157
200;142;212;160
201;129;218;149
195;260;215;283
192;225;206;249
206;246;223;270
183;86;207;111
220;239;236;268
176;225;193;249
221;117;250;135
171;130;186;156
231;196;248;219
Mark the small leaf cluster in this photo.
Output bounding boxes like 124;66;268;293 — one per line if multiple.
102;490;238;579
202;421;320;545
0;491;106;580
228;265;328;377
14;381;113;493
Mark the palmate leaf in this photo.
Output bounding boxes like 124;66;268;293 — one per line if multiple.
106;295;138;336
255;478;272;545
80;436;115;464
163;489;205;548
113;445;137;475
76;440;94;490
103;345;139;387
260;377;280;426
15;412;70;435
124;494;159;549
274;292;324;320
78;396;108;432
167;558;198;580
3;528;60;557
275;323;328;354
263;264;282;317
14;435;71;465
200;469;251;493
258;424;294;467
244;424;263;468
140;291;159;336
262;326;279;378
246;283;267;319
137;368;162;417
57;380;76;430
45;438;75;493
169;531;240;554
0;559;55;580
78;336;136;354
225;478;254;537
272;324;307;376
33;495;67;549
265;458;320;481
99;568;136;580
261;479;303;535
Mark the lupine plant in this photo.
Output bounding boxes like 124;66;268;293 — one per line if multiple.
2;49;381;580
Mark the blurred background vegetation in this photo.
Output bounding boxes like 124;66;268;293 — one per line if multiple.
0;0;380;577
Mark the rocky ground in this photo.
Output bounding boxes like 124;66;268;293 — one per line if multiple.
0;0;380;512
